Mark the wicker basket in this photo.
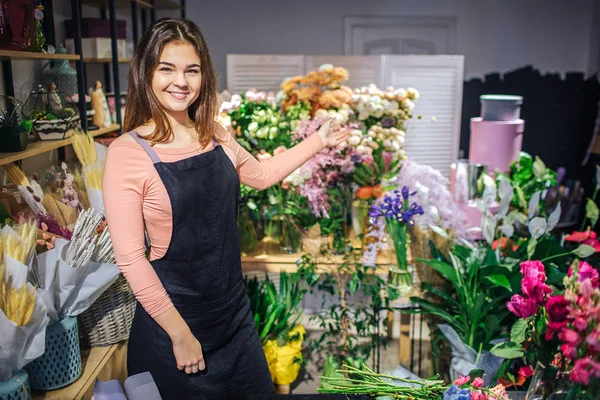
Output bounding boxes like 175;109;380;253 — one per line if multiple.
25;317;82;390
0;370;30;400
78;274;136;347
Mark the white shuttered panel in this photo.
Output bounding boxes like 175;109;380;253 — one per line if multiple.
226;55;305;93
384;55;464;177
305;55;385;89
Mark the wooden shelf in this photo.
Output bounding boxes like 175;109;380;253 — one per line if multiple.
32;341;128;400
81;0;180;9
81;0;153;9
0;49;80;61
0;124;120;166
241;241;393;274
83;57;132;63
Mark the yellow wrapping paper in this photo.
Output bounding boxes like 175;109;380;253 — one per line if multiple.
262;325;305;385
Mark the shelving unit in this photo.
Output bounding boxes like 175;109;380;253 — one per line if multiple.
0;50;80;61
83;57;132;63
0;124;120;166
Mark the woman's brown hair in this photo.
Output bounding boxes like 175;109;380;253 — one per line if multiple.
123;18;217;147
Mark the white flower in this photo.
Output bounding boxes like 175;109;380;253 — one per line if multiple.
275;90;286;103
358;111;370;120
407;87;420;100
373;106;384;118
248;121;258;133
256;126;269;138
319;63;334;71
356;145;368;154
369;141;379;150
219;101;232;113
367;129;376;138
268;126;278;139
231;94;242;107
384;100;399;112
383;139;392;148
395;88;407;101
403;99;415;111
315;109;328;120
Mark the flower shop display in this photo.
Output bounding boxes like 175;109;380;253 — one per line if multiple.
3;163;47;216
0;96;31;153
244;269;312;393
0;220;49;397
369;186;424;293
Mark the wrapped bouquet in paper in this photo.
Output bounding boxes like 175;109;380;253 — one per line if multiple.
3;163;47;216
72;129;107;213
0;220;49;383
263;325;305;387
35;208;119;321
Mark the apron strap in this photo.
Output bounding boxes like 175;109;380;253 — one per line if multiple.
127;131;161;164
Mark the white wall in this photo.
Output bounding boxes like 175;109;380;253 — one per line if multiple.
186;0;597;90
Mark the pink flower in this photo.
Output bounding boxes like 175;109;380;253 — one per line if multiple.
453;375;470;386
558;329;580;344
586;328;600;352
561;343;578;359
382;151;393;169
472;377;484;388
574;317;589;332
488;384;510;400
520;260;547;282
507;294;538;318
521;276;552;305
570;357;600;386
568;261;599;288
362;154;374;165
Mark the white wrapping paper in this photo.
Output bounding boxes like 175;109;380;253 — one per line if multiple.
439;324;504;387
0;258;49;382
36;238;120;322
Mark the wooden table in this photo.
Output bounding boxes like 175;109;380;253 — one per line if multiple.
32;341;128;400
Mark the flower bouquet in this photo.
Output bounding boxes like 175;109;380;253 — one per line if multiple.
0;220;48;392
369;186;424;293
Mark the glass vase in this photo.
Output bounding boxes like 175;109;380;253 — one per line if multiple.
386;219;414;295
525;362;571;400
351;199;372;244
238;209;257;254
279;216;301;254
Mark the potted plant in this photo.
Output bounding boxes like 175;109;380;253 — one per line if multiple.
0;96;30;152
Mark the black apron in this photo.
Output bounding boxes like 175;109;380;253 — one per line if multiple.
125;132;274;399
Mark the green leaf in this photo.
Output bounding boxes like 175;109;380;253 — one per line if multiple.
586;198;599;227
490;342;524;359
484;275;512;291
533;156;546;178
527;238;538;259
468;369;485;379
510;319;528;344
574;244;595;258
421;259;459;286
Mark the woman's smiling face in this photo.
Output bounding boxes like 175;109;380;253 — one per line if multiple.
152;41;202;114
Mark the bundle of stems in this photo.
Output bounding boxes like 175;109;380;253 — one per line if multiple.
0;227;37;326
66;209;114;268
319;364;447;399
85;165;103;190
71;129;98;167
2;219;38;264
3;163;29;186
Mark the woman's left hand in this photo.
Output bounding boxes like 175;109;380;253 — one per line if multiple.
317;119;349;148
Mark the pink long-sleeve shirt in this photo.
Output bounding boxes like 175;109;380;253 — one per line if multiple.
103;124;325;318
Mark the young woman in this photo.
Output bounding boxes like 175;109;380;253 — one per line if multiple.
103;18;347;399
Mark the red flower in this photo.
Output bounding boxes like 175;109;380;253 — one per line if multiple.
571;357;600;386
518;366;535;378
586;328;600;352
558;328;580;344
565;230;597;242
507;294;539;318
565;230;600;252
545;295;570;339
521;276;552;305
561;343;578;360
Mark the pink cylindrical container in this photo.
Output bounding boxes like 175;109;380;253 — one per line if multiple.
469;118;524;174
